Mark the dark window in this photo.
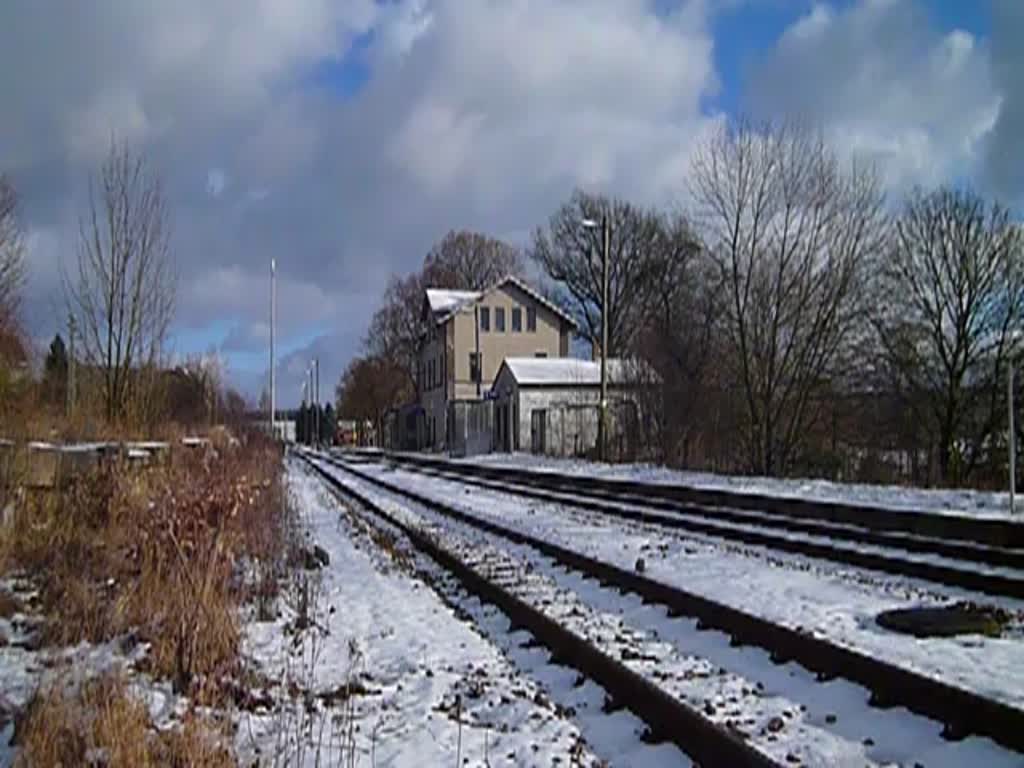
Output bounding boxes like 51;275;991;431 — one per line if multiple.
527;306;537;332
535;351;548;358
469;352;482;382
511;307;522;332
495;307;506;332
480;307;490;332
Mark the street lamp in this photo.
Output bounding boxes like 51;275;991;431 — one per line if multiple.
582;214;610;462
270;258;276;441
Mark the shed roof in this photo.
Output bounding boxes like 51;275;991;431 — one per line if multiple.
498;357;649;386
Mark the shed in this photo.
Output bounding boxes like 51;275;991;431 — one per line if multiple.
490;357;654;457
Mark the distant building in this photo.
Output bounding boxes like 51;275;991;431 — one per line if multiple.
418;275;577;451
490;357;655;458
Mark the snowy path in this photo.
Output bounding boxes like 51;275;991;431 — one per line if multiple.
314;456;1024;768
340;459;1024;714
242;459;621;767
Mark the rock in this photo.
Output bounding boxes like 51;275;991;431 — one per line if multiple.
766;716;785;733
313;545;330;567
634;557;646;573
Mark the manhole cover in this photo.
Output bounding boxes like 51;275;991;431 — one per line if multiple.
876;602;1010;638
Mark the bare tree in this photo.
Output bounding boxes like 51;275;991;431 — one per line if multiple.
422;230;524;289
873;186;1024;484
336;354;410;444
691;120;886;475
634;217;723;465
531;190;684;357
65;142;177;424
363;272;426;397
0;175;25;333
364;230;524;398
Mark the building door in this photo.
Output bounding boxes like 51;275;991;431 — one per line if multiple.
531;409;547;454
495;405;505;452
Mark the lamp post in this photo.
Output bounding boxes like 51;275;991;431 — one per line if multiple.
270;258;276;440
67;314;77;420
1011;361;1017;515
582;214;610;462
314;357;320;447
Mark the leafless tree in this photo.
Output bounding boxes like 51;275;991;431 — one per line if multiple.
691;120;887;475
65;142;177;424
633;217;723;465
365;230;525;398
422;229;524;289
531;190;686;357
336;354;410;444
364;272;425;396
873;186;1024;484
0;175;25;333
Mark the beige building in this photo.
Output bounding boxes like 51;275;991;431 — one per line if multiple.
418;276;577;450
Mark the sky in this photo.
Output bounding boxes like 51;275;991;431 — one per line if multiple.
2;0;1020;406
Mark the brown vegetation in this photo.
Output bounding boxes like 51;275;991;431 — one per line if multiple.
15;674;233;768
1;433;285;701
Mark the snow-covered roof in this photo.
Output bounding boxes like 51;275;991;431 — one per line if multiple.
425;276;579;329
425;289;482;316
498;357;652;386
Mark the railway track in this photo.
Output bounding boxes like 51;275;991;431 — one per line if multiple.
372;451;1024;599
309;449;1024;759
380;451;1024;549
297;452;777;767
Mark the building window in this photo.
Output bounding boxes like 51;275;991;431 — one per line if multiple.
495;307;506;332
535;351;547;358
527;306;537;332
480;306;490;332
469;352;482;383
511;307;522;332
428;359;434;390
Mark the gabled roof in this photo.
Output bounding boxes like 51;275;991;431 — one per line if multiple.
425;289;482;316
427;274;579;329
496;357;654;386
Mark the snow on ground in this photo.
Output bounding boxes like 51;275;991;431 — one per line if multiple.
241;460;608;767
350;462;1024;712
0;576;187;768
326;459;1024;768
462;452;1023;522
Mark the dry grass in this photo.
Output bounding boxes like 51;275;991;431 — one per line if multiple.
15;674;233;768
2;432;285;702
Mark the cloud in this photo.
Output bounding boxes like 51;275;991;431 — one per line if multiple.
746;0;1000;193
206;169;227;198
986;0;1024;204
4;0;720;404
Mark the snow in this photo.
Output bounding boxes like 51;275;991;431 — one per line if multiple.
319;457;1024;767
466;452;1024;522
425;288;481;315
0;577;181;768
344;461;1024;712
237;461;608;767
502;357;640;386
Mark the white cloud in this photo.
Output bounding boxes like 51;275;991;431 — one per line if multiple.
986;0;1024;204
748;0;1000;193
4;0;720;400
206;168;227;198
